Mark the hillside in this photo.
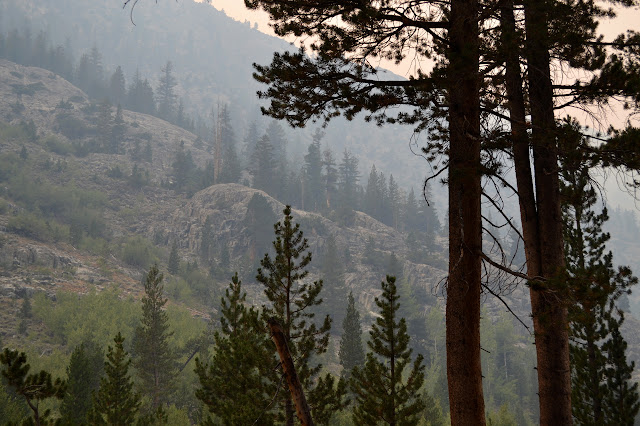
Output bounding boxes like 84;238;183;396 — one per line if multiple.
0;0;434;194
0;59;448;323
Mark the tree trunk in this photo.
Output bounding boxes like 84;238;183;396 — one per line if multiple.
446;0;485;423
522;0;572;423
268;318;314;426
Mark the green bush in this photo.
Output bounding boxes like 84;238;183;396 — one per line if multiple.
120;236;160;268
55;112;92;140
7;212;55;242
44;135;74;156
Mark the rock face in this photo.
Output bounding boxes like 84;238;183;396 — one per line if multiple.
165;183;446;313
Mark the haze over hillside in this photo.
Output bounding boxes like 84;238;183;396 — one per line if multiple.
0;0;434;195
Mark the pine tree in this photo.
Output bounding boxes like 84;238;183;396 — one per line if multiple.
257;205;345;424
388;175;401;229
364;164;380;220
75;53;92;95
601;322;640;425
265;120;287;160
127;69;156;116
91;333;140;425
338;292;365;380
168;240;180;275
337;149;360;226
109;66;127;107
248;134;277;195
195;273;276;425
88;46;105;98
242;121;260;167
561;123;639;425
303;129;324;212
218;104;242;184
244;193;277;273
60;342;104;425
156;61;177;122
322;146;338;211
0;348;66;425
133;265;176;410
350;276;426;426
318;235;346;325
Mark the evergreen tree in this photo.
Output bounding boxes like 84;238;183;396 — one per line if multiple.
419;183;440;251
175;98;187;129
127;69;156;116
350;276;426;425
242;121;260;167
156;60;178;122
111;104;126;154
75;53;92;95
244;193;277;272
317;234;346;325
322;146;338;211
248;135;276;195
60;342;104;425
91;333;140;426
195;273;276;425
109;66;127;107
218;104;242;184
561;124;639;426
133;265;176;410
0;348;66;425
338;292;365;380
88;46;105;98
257;206;346;424
364;164;380;220
337;149;360;226
303;129;324;211
265;120;287;160
388;174;401;229
168;240;180;275
601;323;640;425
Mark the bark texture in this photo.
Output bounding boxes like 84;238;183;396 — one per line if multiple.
522;0;572;423
446;0;485;423
268;318;314;426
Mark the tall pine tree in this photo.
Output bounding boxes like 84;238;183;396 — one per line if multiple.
156;60;177;122
195;273;276;425
90;333;140;425
257;205;346;424
338;291;365;380
133;265;176;410
561;123;640;425
350;276;426;425
60;342;104;425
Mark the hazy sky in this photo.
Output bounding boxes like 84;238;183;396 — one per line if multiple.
208;0;640;75
205;1;640;209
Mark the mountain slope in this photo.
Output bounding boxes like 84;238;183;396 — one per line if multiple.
0;59;446;318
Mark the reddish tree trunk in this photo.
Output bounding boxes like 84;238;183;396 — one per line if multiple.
268;318;314;426
446;0;485;423
522;1;572;423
